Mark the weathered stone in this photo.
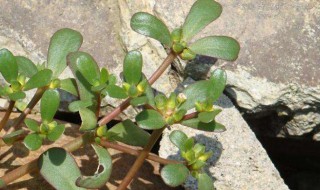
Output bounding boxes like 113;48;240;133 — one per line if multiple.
154;0;320;138
159;94;289;190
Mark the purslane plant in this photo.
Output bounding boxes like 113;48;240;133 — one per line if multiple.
0;0;240;189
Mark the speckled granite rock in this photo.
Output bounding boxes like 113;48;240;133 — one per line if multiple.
159;94;289;190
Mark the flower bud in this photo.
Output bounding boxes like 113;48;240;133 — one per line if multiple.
96;125;107;137
180;48;196;60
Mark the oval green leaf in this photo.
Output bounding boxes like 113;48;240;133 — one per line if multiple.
198;173;214;190
189;36;240;61
0;48;18;83
41;89;60;122
23;69;53;91
8;91;26;101
182;0;222;41
23;133;42;151
136;109;166;130
103;85;128;99
169;130;188;150
2;129;26;145
76;52;100;86
60;78;79;96
38;147;85;190
100;68;109;84
47;28;83;78
16;56;38;78
47;124;65;141
123;51;143;85
68;100;93;113
79;108;97;131
198;109;222;123
131;12;172;46
24;118;39;132
76;144;112;189
181;118;226;132
130;96;148;107
107;119;150;147
161;164;189;187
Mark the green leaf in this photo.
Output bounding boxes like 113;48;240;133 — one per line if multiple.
75;52;100;86
60;78;78;96
67;52;99;112
76;144;112;189
47;124;65;141
23;69;53;91
15;56;38;78
182;0;222;41
24;118;39;132
189;36;240;61
23;133;42;151
131;12;172;46
136;109;166;130
8;91;26;101
198;109;222;123
198;173;214;190
161;164;189;187
181;118;226;132
103;85;128;99
107;119;150;147
182;138;195;152
100;68;109;84
41;89;60;122
130;96;148;106
0;49;18;83
68;100;93;112
169;130;188;150
38;147;85;190
79;108;97;131
47;28;83;78
91;83;107;92
145;83;155;107
180;69;227;111
2;129;26;145
123;51;143;85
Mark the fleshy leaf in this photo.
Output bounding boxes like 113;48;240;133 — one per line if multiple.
41;89;60;122
16;56;38;78
182;0;222;41
8;91;26;101
47;28;83;78
38;147;85;190
179;69;226;111
23;133;42;151
0;49;18;83
23;69;53;91
24;118;39;132
100;68;109;84
189;36;240;61
123;51;143;85
182;138;195;152
2;129;26;145
107;119;150;147
181;118;226;132
136;109;166;130
130;96;148;106
60;78;79;96
47;124;65;141
79;108;97;131
161;164;189;187
198;173;214;190
131;12;172;46
76;144;112;189
198;109;222;123
75;52;100;86
103;85;128;99
68;100;93;113
169;130;188;150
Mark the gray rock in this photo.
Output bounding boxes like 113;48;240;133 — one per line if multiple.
159;94;289;190
154;0;320;139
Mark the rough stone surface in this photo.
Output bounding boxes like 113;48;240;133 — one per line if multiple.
153;0;320;139
159;94;289;190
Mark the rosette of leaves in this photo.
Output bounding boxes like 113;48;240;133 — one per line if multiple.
23;89;64;150
131;0;240;61
160;130;214;189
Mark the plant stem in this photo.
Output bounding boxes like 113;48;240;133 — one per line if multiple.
0;100;15;132
98;51;176;126
7;87;47;134
100;140;183;165
117;127;165;190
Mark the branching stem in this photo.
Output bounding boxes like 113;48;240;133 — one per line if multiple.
0;100;15;132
